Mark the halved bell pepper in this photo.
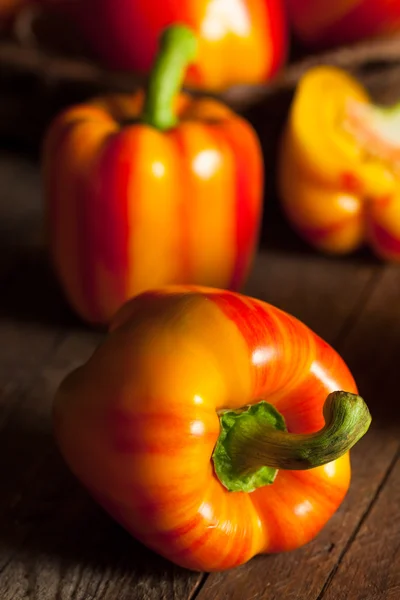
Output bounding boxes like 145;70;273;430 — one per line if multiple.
42;26;263;325
279;66;400;259
53;285;371;572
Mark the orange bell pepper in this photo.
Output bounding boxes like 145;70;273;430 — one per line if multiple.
48;0;287;91
53;285;371;572
278;66;400;259
42;26;263;325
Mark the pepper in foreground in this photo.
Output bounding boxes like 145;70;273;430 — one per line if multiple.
279;66;400;259
53;286;371;572
42;25;263;325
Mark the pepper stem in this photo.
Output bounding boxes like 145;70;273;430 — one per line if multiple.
212;391;371;493
141;25;198;131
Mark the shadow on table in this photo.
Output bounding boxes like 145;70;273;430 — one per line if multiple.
0;248;88;331
340;307;400;428
0;209;381;332
258;185;383;268
0;419;198;592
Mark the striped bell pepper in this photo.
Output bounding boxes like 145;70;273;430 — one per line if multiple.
42;26;263;325
53;285;371;572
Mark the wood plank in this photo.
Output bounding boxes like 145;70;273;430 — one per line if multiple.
321;455;400;600
245;250;380;342
309;264;400;600
0;151;43;275
0;151;67;371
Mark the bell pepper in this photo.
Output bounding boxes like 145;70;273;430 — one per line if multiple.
278;65;400;259
42;25;263;325
48;0;287;92
285;0;400;48
53;285;371;572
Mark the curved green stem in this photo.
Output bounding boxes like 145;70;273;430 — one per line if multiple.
212;391;371;493
141;25;198;131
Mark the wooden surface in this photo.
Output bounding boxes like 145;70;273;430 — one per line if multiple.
0;146;399;600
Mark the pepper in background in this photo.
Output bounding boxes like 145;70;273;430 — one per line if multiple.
0;0;30;25
278;66;400;259
42;25;263;325
48;0;287;92
53;285;371;572
285;0;400;49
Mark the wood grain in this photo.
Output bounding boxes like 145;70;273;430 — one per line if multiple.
315;264;400;600
321;456;400;600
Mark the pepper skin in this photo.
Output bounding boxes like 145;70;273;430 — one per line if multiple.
278;66;400;258
48;0;287;91
285;0;400;48
42;26;263;325
53;285;371;572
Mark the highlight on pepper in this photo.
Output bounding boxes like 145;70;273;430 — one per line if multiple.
42;24;263;325
278;65;400;259
53;285;371;572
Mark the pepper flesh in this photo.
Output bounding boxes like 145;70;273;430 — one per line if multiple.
53;285;361;572
42;27;263;325
278;66;400;259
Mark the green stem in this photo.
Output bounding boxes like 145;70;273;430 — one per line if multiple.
212;391;371;493
141;25;198;131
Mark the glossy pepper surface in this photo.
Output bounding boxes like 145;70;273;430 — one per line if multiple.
53;285;371;572
285;0;400;49
49;0;287;91
42;26;263;325
278;66;400;258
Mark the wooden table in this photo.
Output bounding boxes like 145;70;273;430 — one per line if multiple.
0;148;399;600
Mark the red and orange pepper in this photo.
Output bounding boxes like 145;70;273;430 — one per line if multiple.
42;26;263;325
279;66;400;259
53;286;371;572
48;0;287;91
